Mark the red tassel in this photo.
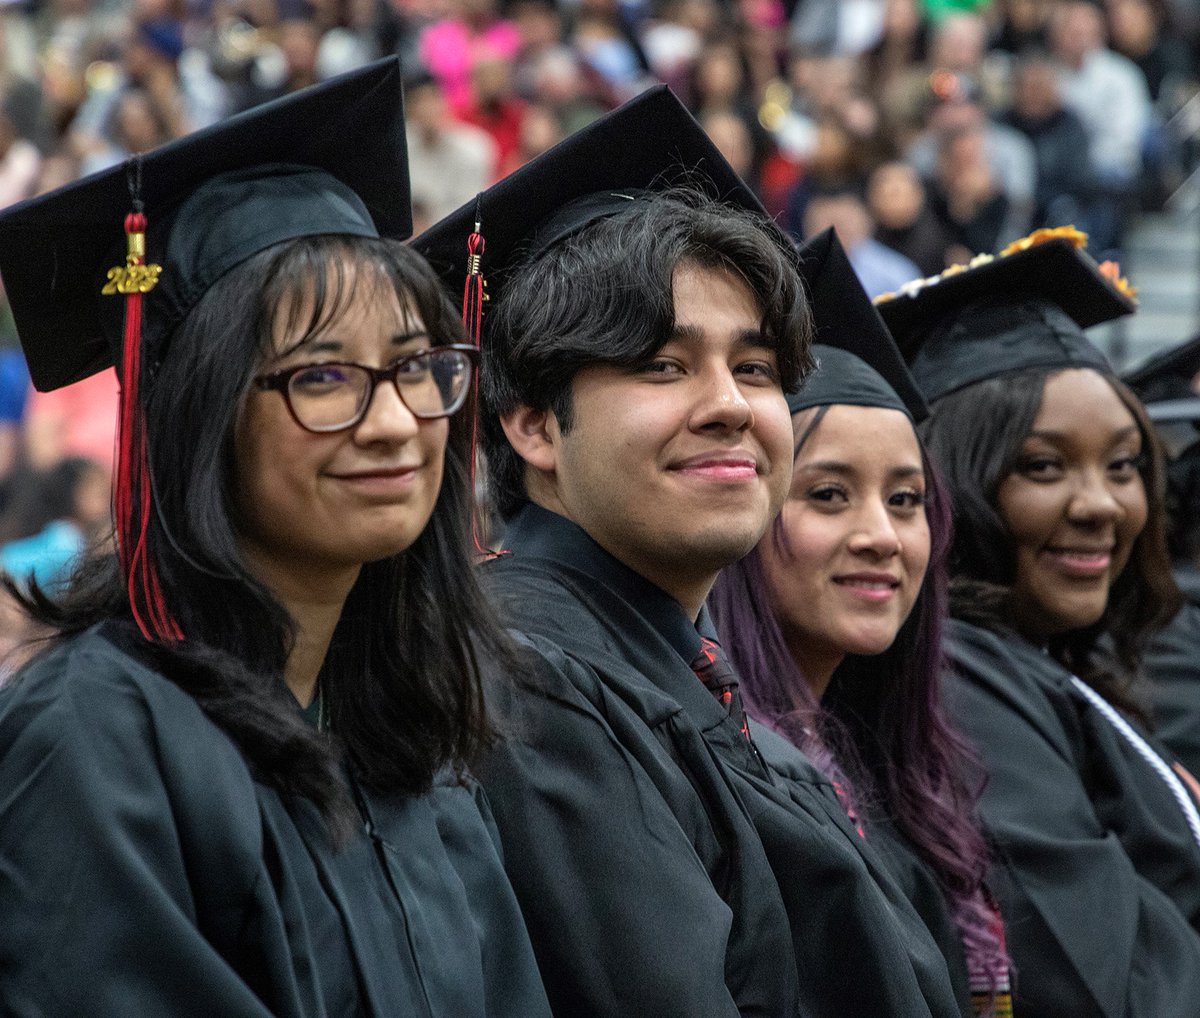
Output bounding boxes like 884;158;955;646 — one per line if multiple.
110;210;182;643
461;226;499;558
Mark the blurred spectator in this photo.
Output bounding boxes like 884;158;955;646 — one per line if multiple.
782;116;876;234
927;122;1010;257
907;93;1035;244
405;72;496;223
1049;1;1151;196
499;100;563;174
1107;0;1194;104
419;0;520;114
459;49;526;177
867;159;955;273
234;17;322;111
789;0;888;57
701;108;758;190
79;86;172;175
804;188;923;298
992;0;1053;53
23;368;118;473
927;10;985;82
639;0;717;92
0;292;28;495
509;0;567;95
0;457;109;593
0;104;39;209
689;40;772;180
572;0;653;99
70;17;229;162
1001;50;1097;229
864;0;930;135
524;47;607;135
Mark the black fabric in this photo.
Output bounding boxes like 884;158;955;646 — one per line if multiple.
1145;595;1200;781
790;345;912;419
0;627;551;1018
1124;334;1200;403
476;502;966;1018
942;617;1200;1018
0;56;409;392
410;85;767;310
748;717;974;1015
875;237;1133;403
790;228;926;420
906;296;1112;404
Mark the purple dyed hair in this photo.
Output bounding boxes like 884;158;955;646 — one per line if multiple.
708;407;1009;998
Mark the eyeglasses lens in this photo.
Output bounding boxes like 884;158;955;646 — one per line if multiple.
286;350;472;431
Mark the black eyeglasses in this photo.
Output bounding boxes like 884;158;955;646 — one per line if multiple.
254;344;478;433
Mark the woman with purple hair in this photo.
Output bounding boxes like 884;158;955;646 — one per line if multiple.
710;230;1009;1018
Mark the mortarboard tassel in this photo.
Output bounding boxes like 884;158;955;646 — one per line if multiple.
461;207;497;557
107;196;183;643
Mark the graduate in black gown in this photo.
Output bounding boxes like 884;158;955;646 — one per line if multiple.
710;229;1010;1018
415;87;963;1018
877;233;1200;1018
0;60;551;1018
1124;337;1200;777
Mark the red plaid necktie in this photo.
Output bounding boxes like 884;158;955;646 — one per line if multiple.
690;636;751;742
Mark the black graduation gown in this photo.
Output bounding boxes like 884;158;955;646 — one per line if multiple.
942;617;1200;1018
476;503;963;1018
0;625;552;1018
1144;568;1200;778
748;718;974;1016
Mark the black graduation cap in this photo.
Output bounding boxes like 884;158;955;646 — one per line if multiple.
875;235;1134;403
0;57;409;646
410;84;767;315
1123;334;1200;406
788;228;927;422
0;55;410;393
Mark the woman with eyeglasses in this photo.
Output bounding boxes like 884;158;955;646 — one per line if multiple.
0;62;551;1018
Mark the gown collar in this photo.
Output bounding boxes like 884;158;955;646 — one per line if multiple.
500;501;716;664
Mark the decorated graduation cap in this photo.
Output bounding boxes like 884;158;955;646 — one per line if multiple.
874;227;1137;404
410;83;767;344
0;56;410;643
789;228;927;422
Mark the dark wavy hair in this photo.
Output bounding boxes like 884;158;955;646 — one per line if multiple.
709;405;1006;989
481;188;813;520
920;367;1181;721
9;235;504;835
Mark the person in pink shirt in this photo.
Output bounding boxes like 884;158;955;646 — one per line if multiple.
419;0;520;114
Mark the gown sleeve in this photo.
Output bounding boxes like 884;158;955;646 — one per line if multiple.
944;624;1200;1018
474;638;767;1018
0;640;276;1018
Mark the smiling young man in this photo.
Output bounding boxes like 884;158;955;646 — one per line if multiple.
415;88;965;1018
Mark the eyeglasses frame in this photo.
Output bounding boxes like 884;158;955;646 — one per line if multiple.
253;343;479;433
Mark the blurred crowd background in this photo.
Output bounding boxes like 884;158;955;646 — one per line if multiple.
0;0;1196;657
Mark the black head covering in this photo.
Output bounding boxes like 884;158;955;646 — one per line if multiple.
0;56;409;392
875;235;1135;403
410;84;770;307
789;228;926;421
1124;334;1200;406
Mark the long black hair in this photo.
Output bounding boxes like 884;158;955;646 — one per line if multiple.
921;367;1181;719
10;235;503;833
